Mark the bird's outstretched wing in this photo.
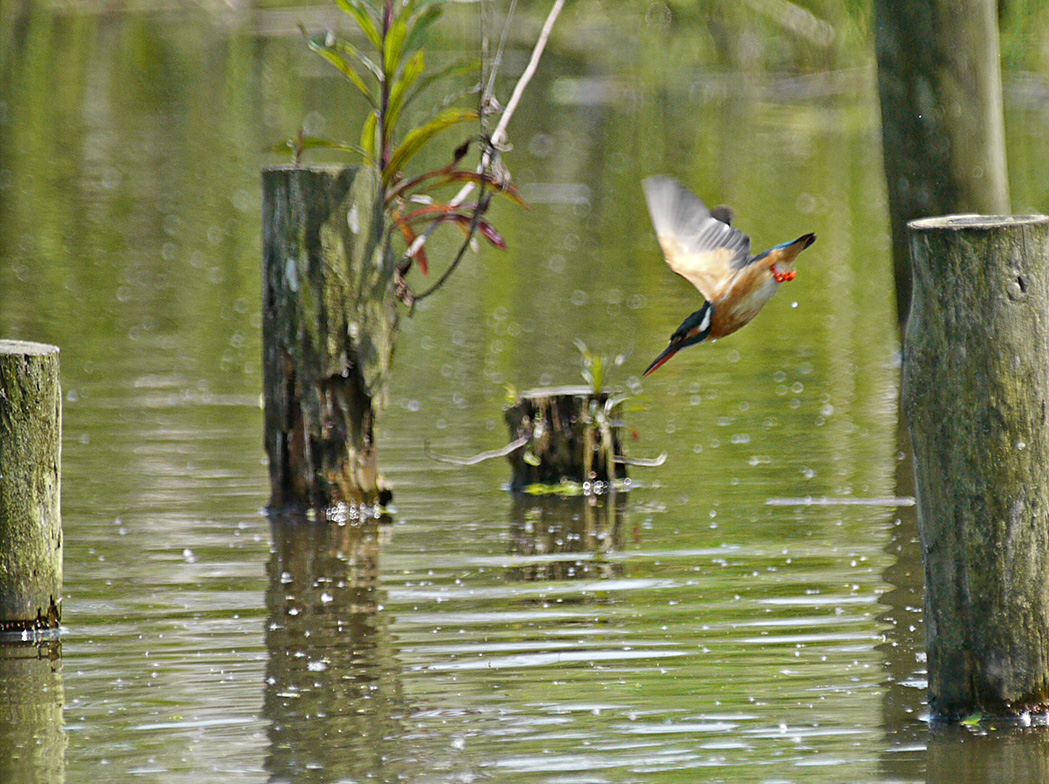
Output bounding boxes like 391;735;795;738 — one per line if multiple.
643;176;751;302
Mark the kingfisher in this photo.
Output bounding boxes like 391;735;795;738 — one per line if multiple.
641;176;816;376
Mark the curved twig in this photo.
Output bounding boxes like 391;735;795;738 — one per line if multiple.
409;177;491;305
489;0;565;149
483;0;518;113
614;452;668;467
424;434;529;466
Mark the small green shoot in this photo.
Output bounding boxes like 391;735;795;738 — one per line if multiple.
574;339;628;394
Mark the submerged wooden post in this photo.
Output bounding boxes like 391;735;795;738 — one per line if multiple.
504;386;627;492
0;341;61;631
262;165;396;511
902;215;1049;721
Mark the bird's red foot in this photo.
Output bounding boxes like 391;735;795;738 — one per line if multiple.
774;269;796;283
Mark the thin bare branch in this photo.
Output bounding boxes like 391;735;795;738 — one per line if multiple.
482;0;518;115
489;0;564;150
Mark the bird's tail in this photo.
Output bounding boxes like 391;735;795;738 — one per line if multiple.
777;233;816;256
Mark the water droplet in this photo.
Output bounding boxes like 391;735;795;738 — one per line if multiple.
285;257;298;292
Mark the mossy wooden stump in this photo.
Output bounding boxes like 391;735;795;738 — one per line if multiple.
504;386;627;492
0;341;61;632
262;165;396;512
903;215;1049;721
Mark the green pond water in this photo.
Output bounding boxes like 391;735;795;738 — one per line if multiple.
3;3;1049;782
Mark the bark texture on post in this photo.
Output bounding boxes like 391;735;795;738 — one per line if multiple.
873;0;1009;325
504;386;627;492
902;215;1049;721
262;165;396;511
0;341;61;631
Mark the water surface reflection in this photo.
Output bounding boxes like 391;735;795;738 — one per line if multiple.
264;515;405;783
925;726;1049;784
0;639;65;784
507;492;627;582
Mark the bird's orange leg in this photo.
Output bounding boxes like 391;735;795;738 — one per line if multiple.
773;269;796;283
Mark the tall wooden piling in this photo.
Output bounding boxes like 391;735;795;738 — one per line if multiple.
0;341;62;631
262;165;396;511
902;215;1049;721
873;0;1009;325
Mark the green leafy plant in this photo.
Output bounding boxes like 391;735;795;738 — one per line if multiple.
280;0;524;292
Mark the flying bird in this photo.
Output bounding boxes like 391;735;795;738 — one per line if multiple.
641;176;816;376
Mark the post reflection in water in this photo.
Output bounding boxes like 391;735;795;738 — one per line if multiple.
925;726;1049;784
506;492;627;582
263;514;405;784
0;638;65;784
878;415;929;780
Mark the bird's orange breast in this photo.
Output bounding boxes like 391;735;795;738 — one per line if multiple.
709;261;780;338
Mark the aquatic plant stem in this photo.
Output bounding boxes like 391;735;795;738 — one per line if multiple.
482;0;518;117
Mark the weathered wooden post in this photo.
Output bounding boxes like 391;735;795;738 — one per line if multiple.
504;386;628;492
262;165;396;512
873;0;1009;325
903;215;1049;721
0;341;61;631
